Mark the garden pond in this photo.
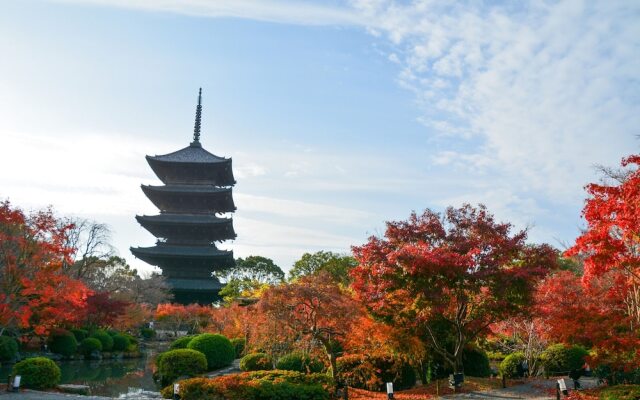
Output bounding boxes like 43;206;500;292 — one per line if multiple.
0;347;163;398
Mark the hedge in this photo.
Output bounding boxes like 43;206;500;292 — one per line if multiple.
112;334;130;352
157;349;208;386
0;336;19;361
91;330;114;352
463;347;492;377
169;335;195;350
499;352;526;378
276;352;324;374
187;333;235;370
12;357;61;389
48;329;78;357
70;329;88;342
161;370;334;400
540;344;588;376
230;337;246;358
80;338;103;356
240;353;273;371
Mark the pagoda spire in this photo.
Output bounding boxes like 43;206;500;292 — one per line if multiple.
191;88;202;147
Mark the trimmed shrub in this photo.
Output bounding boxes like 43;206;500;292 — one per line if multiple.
157;349;207;386
91;330;114;352
48;329;78;357
107;329;119;336
240;352;273;371
276;352;324;373
160;371;333;400
187;333;234;370
70;329;88;342
169;335;195;350
230;337;246;358
540;344;588;376
0;336;19;361
112;334;130;352
140;327;156;339
80;338;103;356
499;352;526;378
463;347;492;377
599;385;640;400
336;354;415;392
12;357;61;389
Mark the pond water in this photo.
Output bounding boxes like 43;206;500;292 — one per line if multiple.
1;347;163;398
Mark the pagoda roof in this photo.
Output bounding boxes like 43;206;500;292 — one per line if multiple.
142;184;232;193
141;185;235;214
130;244;232;259
147;144;229;164
167;278;223;291
136;214;232;225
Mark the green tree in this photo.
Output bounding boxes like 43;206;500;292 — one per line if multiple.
289;251;357;285
216;256;284;303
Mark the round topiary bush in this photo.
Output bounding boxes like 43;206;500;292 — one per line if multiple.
240;352;273;371
80;338;103;356
169;335;194;350
48;329;78;357
187;333;234;370
71;328;89;343
12;357;61;389
499;352;526;378
541;344;588;376
112;334;130;352
463;347;492;377
140;327;156;339
276;352;324;373
157;349;207;386
0;336;19;361
91;330;114;352
230;337;246;358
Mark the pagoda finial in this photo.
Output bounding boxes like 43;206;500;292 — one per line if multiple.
191;88;202;147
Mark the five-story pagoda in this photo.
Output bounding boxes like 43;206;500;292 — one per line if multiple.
131;89;236;304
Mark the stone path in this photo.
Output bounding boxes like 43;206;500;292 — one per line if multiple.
444;377;600;400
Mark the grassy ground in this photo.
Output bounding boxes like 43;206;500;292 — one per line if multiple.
347;377;526;399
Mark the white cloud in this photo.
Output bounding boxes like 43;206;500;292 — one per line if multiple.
351;0;640;204
51;0;364;26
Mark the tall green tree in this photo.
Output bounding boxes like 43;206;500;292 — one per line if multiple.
216;256;284;303
289;251;357;285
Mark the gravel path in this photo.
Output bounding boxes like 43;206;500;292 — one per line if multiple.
444;377;600;400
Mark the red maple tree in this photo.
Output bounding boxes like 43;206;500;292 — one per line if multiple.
0;201;90;337
351;204;557;373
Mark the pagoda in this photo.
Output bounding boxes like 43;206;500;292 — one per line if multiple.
131;89;236;304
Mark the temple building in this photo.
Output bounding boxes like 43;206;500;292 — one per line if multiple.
131;89;236;304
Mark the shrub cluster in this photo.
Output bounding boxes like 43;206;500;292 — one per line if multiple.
0;336;19;361
80;338;103;356
276;352;324;373
160;370;334;400
12;357;61;389
140;327;156;339
336;354;416;392
112;334;130;352
463;347;492;377
48;329;78;357
169;335;195;350
240;352;273;371
70;329;88;342
540;344;588;376
157;349;208;386
91;330;114;352
499;352;526;378
187;333;234;370
230;337;246;358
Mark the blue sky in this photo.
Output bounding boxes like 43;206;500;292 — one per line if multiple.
1;0;638;274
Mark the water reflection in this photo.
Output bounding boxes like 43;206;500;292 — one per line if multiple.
0;349;162;398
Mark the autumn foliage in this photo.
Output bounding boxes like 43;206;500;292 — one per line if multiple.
351;204;557;372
